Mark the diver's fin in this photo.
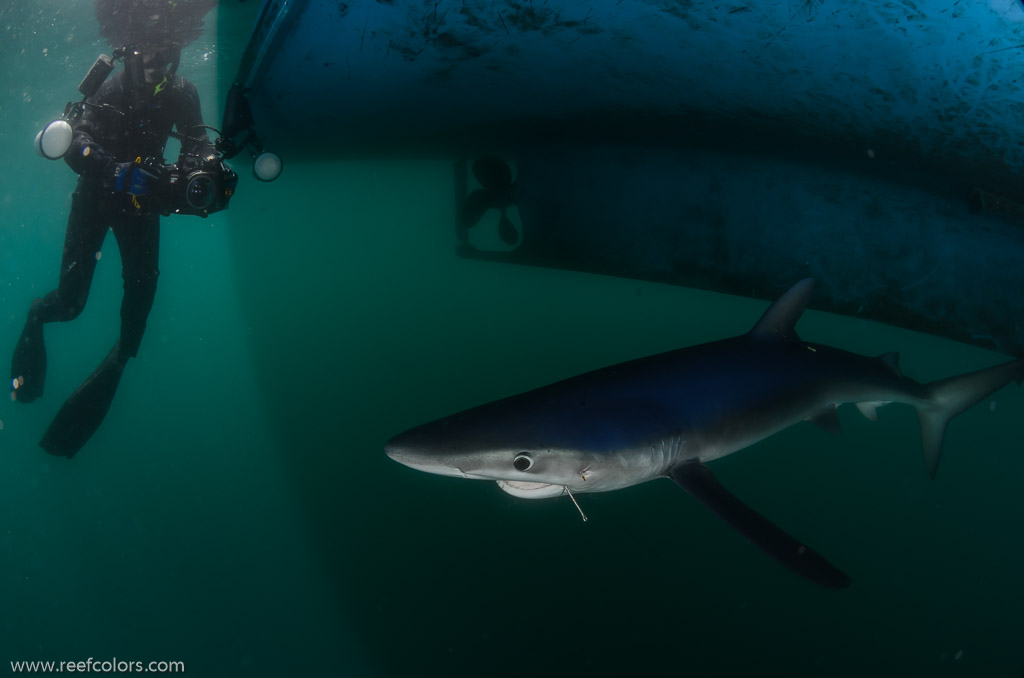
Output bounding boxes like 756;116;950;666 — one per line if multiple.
669;461;850;589
40;343;126;458
11;313;46;403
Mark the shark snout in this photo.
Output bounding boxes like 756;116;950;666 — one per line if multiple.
385;437;474;479
384;439;430;470
383;439;407;463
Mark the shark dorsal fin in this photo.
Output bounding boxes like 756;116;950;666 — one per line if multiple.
749;278;815;341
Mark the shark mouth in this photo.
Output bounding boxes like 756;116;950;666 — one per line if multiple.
495;480;568;499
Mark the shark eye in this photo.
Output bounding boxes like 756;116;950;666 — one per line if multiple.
513;453;534;472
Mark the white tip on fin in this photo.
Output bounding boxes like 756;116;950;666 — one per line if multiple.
749;279;815;341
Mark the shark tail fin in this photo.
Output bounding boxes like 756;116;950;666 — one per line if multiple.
919;358;1024;478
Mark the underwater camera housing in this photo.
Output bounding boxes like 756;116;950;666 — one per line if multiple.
145;151;238;217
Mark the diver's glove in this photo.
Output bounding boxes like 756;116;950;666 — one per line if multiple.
110;160;160;196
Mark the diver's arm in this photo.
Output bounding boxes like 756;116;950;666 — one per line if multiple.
62;76;158;196
63;78;119;177
175;78;216;159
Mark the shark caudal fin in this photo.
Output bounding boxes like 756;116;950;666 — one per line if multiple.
919;358;1024;478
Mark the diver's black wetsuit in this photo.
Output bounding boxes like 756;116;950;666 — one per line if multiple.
37;70;212;358
12;69;213;456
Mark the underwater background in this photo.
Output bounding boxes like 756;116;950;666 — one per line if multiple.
1;1;1023;676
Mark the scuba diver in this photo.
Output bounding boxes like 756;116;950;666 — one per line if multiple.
10;0;226;457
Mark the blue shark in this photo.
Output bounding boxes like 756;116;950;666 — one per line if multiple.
385;280;1023;588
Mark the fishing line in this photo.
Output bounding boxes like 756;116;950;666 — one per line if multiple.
564;486;588;523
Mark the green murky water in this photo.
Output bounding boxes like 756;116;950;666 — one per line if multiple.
2;3;1022;676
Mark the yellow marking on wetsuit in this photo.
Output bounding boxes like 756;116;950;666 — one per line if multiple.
154;77;168;96
806;346;817;352
131;157;143;209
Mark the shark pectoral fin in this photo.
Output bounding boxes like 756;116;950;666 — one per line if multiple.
669;462;851;590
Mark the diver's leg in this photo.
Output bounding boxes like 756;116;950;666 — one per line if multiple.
38;215;158;458
10;307;45;402
112;214;160;360
11;187;107;402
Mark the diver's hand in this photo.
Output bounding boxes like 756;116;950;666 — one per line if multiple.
111;161;160;196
